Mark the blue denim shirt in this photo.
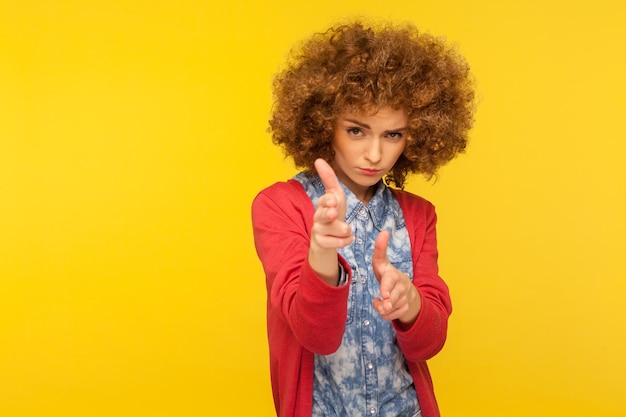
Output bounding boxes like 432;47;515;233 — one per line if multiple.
294;172;421;417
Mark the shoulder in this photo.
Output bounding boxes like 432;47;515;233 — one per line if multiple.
391;188;435;216
253;179;309;205
252;179;314;219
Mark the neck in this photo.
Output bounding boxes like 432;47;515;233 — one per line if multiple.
358;185;377;204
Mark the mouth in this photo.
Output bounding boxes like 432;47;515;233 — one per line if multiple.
359;168;382;176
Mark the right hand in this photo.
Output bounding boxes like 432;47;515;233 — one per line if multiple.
308;158;354;284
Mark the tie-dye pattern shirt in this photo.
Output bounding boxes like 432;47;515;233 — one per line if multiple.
294;172;421;417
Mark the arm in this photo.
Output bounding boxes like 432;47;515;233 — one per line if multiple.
390;191;453;361
251;177;353;355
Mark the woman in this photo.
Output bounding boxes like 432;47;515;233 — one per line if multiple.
252;20;475;417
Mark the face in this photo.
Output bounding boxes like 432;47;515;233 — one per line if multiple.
331;106;408;203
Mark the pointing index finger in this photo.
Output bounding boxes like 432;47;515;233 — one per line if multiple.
372;230;390;285
314;158;342;194
373;230;390;265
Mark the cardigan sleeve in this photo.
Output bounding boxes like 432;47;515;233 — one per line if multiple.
251;181;352;355
392;189;453;362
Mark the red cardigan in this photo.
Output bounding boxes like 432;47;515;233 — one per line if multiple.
252;179;452;417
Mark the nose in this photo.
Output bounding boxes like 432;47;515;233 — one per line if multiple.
365;138;382;164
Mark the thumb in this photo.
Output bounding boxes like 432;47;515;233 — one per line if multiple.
372;230;390;283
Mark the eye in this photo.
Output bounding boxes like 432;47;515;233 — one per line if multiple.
386;132;404;141
346;128;363;137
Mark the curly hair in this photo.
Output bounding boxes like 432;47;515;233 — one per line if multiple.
269;20;475;187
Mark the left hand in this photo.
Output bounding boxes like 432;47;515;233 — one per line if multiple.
372;230;422;326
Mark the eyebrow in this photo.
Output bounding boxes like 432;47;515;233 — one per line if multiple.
342;118;408;133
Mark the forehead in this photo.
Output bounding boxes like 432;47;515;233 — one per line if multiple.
337;105;408;124
338;102;406;116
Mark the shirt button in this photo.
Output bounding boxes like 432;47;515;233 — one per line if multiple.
369;407;376;414
357;238;363;244
358;208;366;216
363;319;370;326
367;362;374;370
360;277;366;284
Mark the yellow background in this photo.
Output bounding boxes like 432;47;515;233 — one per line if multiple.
1;1;625;416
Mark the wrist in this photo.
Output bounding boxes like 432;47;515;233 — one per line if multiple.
308;246;340;286
397;286;421;330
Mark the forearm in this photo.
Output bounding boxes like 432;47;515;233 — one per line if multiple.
394;287;450;361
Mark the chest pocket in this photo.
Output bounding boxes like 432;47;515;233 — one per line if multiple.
364;258;413;300
389;260;413;281
384;220;414;284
